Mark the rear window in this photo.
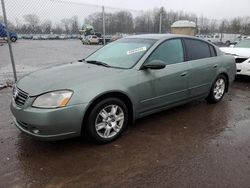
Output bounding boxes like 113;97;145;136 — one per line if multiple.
184;39;211;61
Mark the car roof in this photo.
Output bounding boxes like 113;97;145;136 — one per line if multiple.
125;34;196;40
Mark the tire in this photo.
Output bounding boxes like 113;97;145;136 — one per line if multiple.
225;41;230;46
206;75;227;104
85;98;128;144
10;37;17;42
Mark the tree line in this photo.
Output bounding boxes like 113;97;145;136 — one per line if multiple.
0;15;79;34
1;7;250;35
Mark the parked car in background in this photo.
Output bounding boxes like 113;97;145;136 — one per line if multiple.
70;34;79;39
0;23;18;42
196;34;220;43
220;38;250;76
59;34;67;40
49;34;59;40
32;35;41;40
196;33;242;46
82;35;99;45
11;34;236;144
22;34;33;40
98;36;112;45
111;33;129;41
40;35;50;40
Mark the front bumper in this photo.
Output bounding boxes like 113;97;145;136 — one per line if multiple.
236;59;250;76
11;99;87;141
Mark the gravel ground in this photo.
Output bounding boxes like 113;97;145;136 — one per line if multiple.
0;77;250;188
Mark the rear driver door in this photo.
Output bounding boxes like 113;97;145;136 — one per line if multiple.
183;38;218;98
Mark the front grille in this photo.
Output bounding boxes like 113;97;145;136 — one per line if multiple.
13;87;29;107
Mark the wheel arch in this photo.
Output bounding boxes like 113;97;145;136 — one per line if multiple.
218;72;229;92
81;91;134;134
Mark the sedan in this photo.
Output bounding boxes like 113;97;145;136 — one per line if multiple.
82;35;99;45
11;34;236;144
220;39;250;76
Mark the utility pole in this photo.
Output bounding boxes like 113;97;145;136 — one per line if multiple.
102;6;106;45
1;0;17;82
195;17;198;35
159;7;163;34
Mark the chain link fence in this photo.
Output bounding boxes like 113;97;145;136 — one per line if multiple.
0;0;168;85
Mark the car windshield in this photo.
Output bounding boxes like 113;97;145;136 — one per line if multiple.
235;39;250;48
85;38;156;69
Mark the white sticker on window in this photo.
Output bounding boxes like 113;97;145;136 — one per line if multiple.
127;47;147;55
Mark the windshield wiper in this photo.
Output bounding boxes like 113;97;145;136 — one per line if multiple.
86;60;111;68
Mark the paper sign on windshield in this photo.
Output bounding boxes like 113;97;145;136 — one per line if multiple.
127;47;147;55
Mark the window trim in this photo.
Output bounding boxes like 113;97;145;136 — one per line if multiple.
140;37;186;70
208;44;217;57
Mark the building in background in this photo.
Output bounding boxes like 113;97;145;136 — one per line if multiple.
171;20;196;36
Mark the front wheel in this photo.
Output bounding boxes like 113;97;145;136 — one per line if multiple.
10;37;17;42
206;75;227;104
86;98;128;144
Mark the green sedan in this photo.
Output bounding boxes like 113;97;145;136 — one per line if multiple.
11;34;236;144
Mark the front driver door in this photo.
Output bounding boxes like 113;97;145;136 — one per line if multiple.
138;38;189;115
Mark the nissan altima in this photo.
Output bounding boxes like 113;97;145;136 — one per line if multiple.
11;34;236;144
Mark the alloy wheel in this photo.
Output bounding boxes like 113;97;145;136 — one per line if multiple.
95;105;124;139
213;78;226;100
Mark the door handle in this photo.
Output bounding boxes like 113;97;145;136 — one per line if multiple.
213;64;218;68
180;72;187;77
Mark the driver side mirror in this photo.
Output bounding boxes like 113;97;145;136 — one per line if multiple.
142;60;166;70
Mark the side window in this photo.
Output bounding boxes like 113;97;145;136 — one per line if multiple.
209;45;217;57
184;39;211;61
147;39;184;65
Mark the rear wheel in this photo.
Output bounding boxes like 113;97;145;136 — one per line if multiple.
206;75;227;104
86;98;128;144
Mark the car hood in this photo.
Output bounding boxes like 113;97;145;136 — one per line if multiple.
17;62;123;96
220;47;250;57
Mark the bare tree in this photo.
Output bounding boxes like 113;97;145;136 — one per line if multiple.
61;18;71;34
41;20;52;34
230;18;242;34
70;16;79;34
23;14;40;33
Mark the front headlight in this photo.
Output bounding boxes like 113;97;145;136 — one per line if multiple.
32;90;73;109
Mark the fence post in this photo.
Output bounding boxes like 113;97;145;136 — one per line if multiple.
1;0;17;82
159;7;163;34
102;6;106;45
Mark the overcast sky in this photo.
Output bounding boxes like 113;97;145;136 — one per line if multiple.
1;0;249;23
70;0;250;19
